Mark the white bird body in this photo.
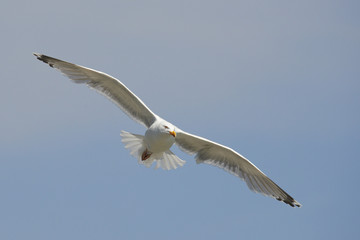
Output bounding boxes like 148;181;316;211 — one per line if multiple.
144;119;175;153
34;53;301;207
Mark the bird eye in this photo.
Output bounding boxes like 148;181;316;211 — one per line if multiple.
164;125;169;129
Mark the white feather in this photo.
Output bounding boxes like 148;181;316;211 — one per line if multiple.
33;53;157;128
35;53;301;207
120;131;185;170
175;130;301;207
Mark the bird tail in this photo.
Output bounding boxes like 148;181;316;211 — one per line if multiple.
154;150;186;170
120;131;185;170
120;130;148;164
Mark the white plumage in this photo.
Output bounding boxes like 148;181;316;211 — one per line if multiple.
34;53;301;207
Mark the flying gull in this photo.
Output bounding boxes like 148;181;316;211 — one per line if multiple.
34;53;301;207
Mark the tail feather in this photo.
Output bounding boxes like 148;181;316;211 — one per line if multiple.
155;150;185;170
120;131;156;167
120;130;145;158
120;131;186;170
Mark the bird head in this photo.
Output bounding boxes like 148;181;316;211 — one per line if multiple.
163;124;176;137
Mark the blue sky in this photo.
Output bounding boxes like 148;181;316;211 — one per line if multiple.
1;0;359;239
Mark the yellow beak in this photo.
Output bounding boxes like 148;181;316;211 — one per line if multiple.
169;130;176;137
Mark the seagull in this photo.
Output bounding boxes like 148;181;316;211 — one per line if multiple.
34;53;301;207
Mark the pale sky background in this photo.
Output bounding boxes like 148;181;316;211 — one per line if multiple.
1;0;359;239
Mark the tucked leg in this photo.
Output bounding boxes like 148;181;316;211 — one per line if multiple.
141;149;152;161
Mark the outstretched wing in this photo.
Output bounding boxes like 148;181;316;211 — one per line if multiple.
34;53;157;128
175;130;301;207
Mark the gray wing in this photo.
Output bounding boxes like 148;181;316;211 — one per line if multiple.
175;130;301;207
34;53;157;128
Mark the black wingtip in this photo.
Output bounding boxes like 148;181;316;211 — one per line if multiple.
288;199;302;208
277;196;302;208
33;53;54;68
33;52;43;60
